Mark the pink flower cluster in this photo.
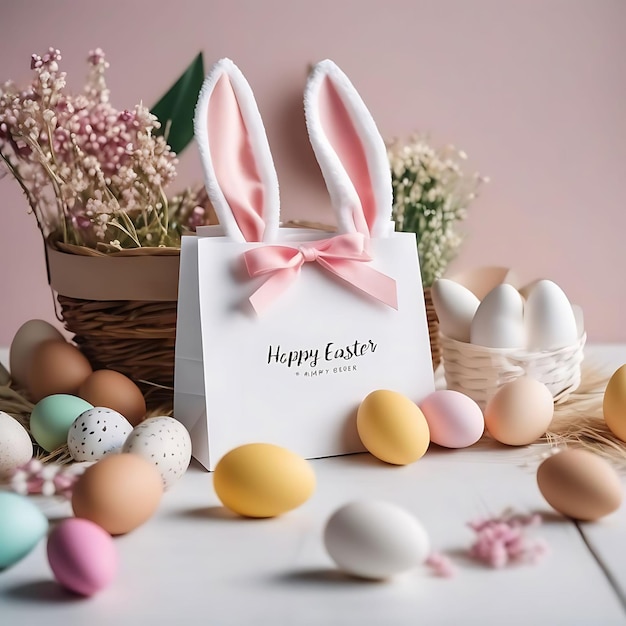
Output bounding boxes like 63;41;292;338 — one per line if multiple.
468;512;548;568
10;459;86;499
0;48;205;249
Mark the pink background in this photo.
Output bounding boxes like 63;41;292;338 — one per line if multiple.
1;0;625;346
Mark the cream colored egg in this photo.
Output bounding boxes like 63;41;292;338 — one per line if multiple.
213;443;316;518
603;364;626;442
0;411;33;477
357;390;430;465
537;449;623;521
484;377;554;445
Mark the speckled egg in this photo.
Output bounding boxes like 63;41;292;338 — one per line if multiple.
67;408;133;462
122;416;192;489
0;411;33;477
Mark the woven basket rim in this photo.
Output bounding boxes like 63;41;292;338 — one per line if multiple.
440;331;587;358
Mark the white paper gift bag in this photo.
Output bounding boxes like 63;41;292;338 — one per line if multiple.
174;59;435;470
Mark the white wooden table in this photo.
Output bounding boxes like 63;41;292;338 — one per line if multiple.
1;346;626;625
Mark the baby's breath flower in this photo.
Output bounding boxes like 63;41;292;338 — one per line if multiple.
0;48;213;250
387;134;486;287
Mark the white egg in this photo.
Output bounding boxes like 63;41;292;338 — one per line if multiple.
431;278;480;342
470;284;525;349
122;417;192;489
525;280;578;350
324;500;430;580
0;411;33;477
67;408;133;461
572;304;585;338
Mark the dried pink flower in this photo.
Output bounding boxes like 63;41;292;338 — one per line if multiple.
0;48;208;250
468;511;548;569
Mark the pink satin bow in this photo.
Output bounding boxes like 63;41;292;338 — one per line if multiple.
243;233;398;314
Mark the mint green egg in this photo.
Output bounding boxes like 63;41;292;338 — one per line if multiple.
0;492;48;569
30;394;93;452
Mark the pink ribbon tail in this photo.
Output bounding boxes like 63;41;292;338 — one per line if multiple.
243;233;398;314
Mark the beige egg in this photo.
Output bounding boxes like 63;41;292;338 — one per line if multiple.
9;319;65;389
484;377;553;446
537;449;623;521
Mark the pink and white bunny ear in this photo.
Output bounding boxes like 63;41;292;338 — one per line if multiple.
194;58;279;243
304;60;392;238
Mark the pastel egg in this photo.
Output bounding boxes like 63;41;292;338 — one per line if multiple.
27;340;93;402
537;449;623;521
0;411;33;477
484;377;554;446
419;390;484;448
30;394;94;452
213;443;315;518
78;370;146;427
67;408;133;462
431;279;480;342
357;390;430;465
603;364;626;442
47;518;118;596
324;500;430;580
9;319;65;389
122;416;192;489
71;453;163;535
524;280;578;350
470;284;525;349
0;492;49;569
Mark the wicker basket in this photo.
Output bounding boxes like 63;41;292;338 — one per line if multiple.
45;242;180;411
424;287;441;371
440;332;586;411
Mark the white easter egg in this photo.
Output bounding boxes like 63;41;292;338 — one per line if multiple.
122;417;192;489
572;304;585;338
431;278;480;342
525;280;578;350
470;284;525;349
67;408;133;462
324;500;430;580
0;411;33;477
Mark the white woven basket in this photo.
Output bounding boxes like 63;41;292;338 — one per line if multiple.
440;333;586;411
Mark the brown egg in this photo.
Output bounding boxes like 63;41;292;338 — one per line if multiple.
27;340;93;402
71;453;164;535
78;370;146;426
537;449;623;521
9;319;66;389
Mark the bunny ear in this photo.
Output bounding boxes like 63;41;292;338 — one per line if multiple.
304;60;392;238
194;58;279;243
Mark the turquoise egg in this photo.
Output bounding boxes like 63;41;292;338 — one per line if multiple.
30;394;93;452
0;492;49;569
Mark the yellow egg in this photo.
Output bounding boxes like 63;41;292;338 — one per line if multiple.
603;364;626;441
213;443;316;518
357;390;430;465
537;449;623;521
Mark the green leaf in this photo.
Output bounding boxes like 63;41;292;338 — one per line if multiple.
151;52;205;155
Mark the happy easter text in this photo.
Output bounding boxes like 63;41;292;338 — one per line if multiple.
267;339;377;370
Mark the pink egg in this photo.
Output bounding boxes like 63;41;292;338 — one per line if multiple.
47;518;118;596
419;390;484;448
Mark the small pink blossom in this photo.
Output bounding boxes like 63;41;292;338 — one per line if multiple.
468;511;548;569
10;459;87;499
